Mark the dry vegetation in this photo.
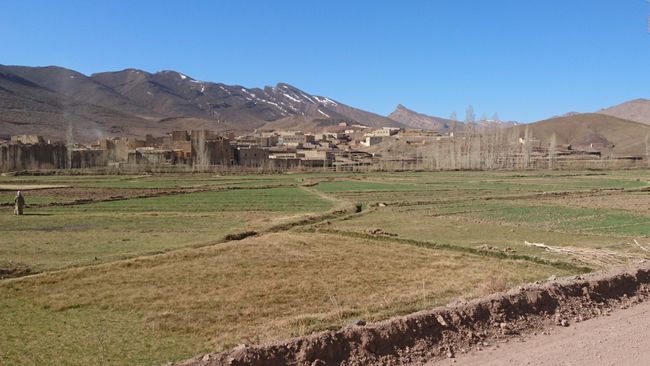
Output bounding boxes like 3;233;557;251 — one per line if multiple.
0;233;569;365
0;170;649;365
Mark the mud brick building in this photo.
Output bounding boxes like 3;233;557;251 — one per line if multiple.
235;145;269;167
191;131;234;167
0;141;67;171
70;149;106;169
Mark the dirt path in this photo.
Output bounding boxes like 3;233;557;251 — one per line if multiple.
431;299;650;366
299;185;350;211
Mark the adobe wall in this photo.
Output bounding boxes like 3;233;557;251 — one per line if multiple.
0;143;67;172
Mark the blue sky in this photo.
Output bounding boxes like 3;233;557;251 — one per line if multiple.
1;0;649;122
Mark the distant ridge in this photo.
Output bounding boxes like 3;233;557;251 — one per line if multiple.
388;104;457;132
388;104;519;131
598;99;650;125
522;113;650;156
0;65;402;142
1;64;648;150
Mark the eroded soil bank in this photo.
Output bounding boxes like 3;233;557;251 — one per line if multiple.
176;262;650;366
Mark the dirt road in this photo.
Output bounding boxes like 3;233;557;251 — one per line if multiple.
432;300;650;366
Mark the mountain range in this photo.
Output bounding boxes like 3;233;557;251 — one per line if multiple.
0;65;401;142
1;65;649;147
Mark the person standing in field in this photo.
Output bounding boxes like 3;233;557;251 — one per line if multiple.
14;191;25;215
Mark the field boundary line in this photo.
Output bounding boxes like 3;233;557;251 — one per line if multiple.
309;228;591;272
386;187;647;209
0;183;301;209
0;195;358;282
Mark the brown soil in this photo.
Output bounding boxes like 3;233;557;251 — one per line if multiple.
27;187;189;202
476;244;516;254
175;262;650;366
0;184;70;190
0;187;212;209
0;262;31;279
223;231;258;241
2;183;300;209
365;228;399;237
431;299;650;365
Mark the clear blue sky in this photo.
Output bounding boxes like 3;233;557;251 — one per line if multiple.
2;0;649;122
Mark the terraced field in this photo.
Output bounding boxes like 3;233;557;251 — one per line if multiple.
1;170;648;365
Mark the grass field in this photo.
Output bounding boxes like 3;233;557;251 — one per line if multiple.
0;233;572;365
1;170;649;365
0;185;333;272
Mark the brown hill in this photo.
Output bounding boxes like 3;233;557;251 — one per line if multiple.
388;104;518;132
598;99;650;125
0;65;403;142
91;71;402;131
388;104;456;131
0;67;164;142
523;113;650;155
2;65;158;118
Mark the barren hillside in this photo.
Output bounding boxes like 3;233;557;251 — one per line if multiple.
0;65;403;142
521;113;650;155
599;98;650;125
388;104;455;131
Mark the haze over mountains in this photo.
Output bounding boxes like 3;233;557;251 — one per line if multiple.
1;64;649;148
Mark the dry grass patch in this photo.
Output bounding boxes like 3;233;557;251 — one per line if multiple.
539;191;650;216
330;201;650;266
1;233;570;365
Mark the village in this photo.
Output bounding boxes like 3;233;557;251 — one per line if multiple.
0;124;425;172
1;122;636;173
0;124;369;172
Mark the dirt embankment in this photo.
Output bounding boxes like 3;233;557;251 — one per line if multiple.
175;262;650;366
0;261;31;279
432;298;650;365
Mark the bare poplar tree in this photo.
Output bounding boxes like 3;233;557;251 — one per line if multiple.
523;126;532;169
449;111;458;135
447;112;459;169
462;106;475;169
465;105;475;125
66;123;74;169
548;133;557;169
646;134;650;167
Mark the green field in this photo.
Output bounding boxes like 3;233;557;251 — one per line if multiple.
0;185;334;272
1;170;649;365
